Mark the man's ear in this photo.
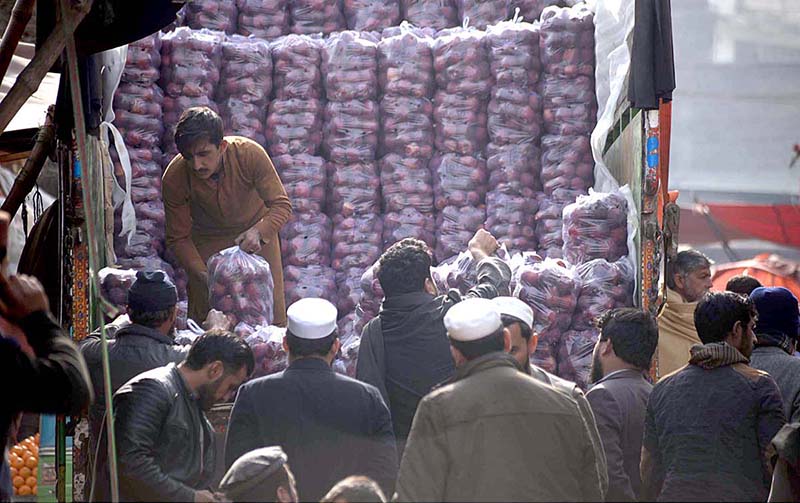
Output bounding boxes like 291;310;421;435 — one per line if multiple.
600;338;614;357
282;335;290;353
424;277;437;295
450;344;466;367
673;272;685;291
219;138;229;154
528;332;539;355
207;360;224;380
502;328;512;353
729;320;744;346
329;338;342;358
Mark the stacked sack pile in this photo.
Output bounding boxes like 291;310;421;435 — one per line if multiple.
431;27;491;259
484;18;542;252
535;3;596;258
237;0;290;39
269;35;338;307
321;32;383;325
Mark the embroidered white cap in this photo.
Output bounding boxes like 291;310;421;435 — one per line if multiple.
492;296;534;331
444;298;503;342
287;298;338;340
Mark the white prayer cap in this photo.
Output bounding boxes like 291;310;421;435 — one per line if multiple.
287;298;338;340
444;298;503;342
492;297;534;331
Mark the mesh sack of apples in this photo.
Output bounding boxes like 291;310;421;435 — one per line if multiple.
571;257;635;331
383;208;436;249
455;0;509;30
513;258;579;372
335;269;364;315
539;3;595;78
331;214;383;271
508;0;560;24
534;187;583;258
433;92;489;156
99;267;137;311
280;212;332;267
184;0;238;34
284;265;338;305
121;34;162;86
266;98;324;156
343;0;400;32
485;191;538;251
273;154;327;213
246;325;289;378
358;260;384;320
323;100;380;164
380;155;434;214
207;246;275;327
219;35;272;145
327;162;381;217
160;28;223;99
236;0;290;39
333;312;365;376
113;84;165;151
401;0;459;31
556;328;597;389
379;95;435;159
322;31;379;102
272;34;323;99
434;205;485;260
562;190;629;265
378;26;434;99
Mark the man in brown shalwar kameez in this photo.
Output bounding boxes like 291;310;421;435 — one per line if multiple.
162;107;292;326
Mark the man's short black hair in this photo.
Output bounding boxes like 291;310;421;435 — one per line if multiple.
185;329;255;376
174;106;224;157
128;306;175;329
285;330;337;358
667;249;712;290
694;291;757;344
450;326;505;360
597;308;658;371
376;238;433;297
321;476;386;503
500;314;533;341
726;275;763;297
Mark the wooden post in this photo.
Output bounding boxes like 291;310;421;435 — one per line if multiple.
0;0;36;82
0;0;91;135
1;106;56;219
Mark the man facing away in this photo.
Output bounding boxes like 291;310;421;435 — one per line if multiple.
114;330;253;502
748;287;800;422
586;308;658;502
493;296;608;499
642;291;785;502
218;446;298;503
226;298;397;502
394;298;603;502
356;229;511;455
656;249;713;378
726;274;763;297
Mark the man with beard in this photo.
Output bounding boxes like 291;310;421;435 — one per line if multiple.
493;296;608;499
657;249;713;378
585;308;657;502
642;292;785;502
114;330;254;502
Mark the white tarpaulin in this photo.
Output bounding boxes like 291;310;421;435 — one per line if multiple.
0;42;61;133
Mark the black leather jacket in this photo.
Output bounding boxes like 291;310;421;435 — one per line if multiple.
114;363;215;502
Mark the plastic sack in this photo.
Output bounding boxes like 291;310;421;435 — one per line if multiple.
284;265;338;305
290;0;345;34
401;0;459;31
266;98;323;156
383;208;436;248
556;329;598;390
113;83;164;150
455;0;508;30
358;260;384;320
280;212;332;267
562;190;629;265
380;154;434;213
323;100;380;163
432;29;492;97
571;258;634;330
508;250;543;293
431;153;487;210
273;154;326;213
322;32;379;102
122;35;162;86
207;246;275;326
542;74;596;136
540;134;593;196
344;0;400;31
332;214;383;271
271;35;323;100
237;0;290;39
175;300;189;330
160;28;223;98
434;92;488;155
540;4;595;78
508;0;560;26
99;268;137;310
486;144;541;197
534;188;584;258
247;325;289;378
378;27;434;98
184;0;238;34
435;205;485;260
333;313;364;377
513;258;579;341
336;268;364;315
380;96;434;158
485;192;538;251
327;162;381;217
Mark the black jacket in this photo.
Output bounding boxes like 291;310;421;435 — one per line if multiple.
80;324;188;436
225;358;398;502
114;363;216;502
0;311;93;498
355;257;511;444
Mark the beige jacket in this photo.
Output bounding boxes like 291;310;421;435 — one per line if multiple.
657;288;700;379
394;353;603;502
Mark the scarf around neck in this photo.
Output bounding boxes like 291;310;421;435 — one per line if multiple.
755;330;795;355
689;341;749;370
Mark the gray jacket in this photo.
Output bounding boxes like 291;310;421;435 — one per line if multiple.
586;369;652;502
750;345;800;423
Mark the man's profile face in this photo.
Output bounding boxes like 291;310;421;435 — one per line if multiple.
506;323;530;371
184;139;226;180
677;266;713;302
